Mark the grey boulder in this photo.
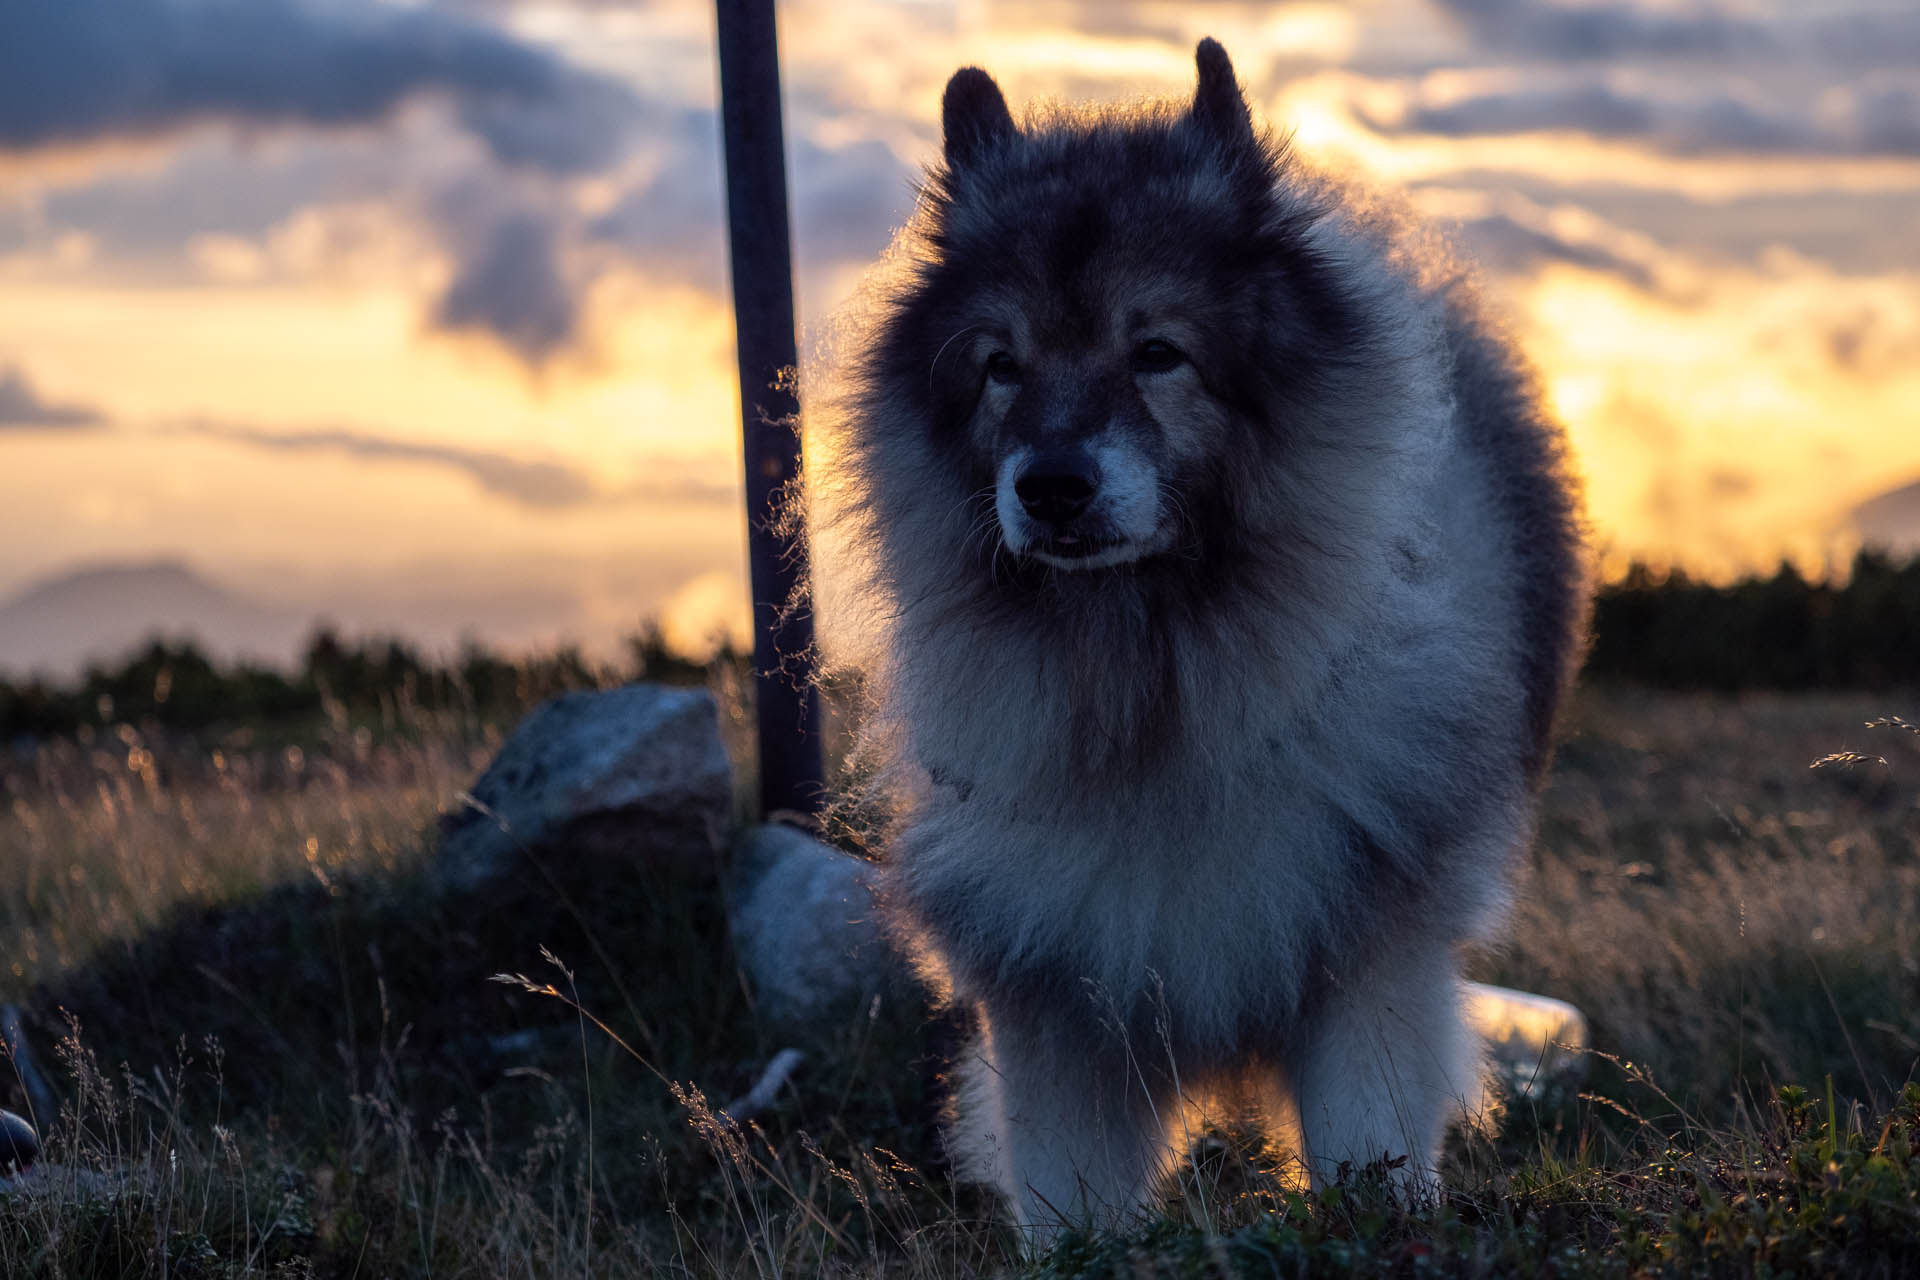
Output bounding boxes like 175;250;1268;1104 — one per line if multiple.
439;684;732;889
729;824;901;1024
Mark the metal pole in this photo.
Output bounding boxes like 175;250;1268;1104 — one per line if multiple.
715;0;823;817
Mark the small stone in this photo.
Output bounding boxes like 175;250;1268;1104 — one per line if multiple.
729;824;904;1024
1464;982;1589;1098
1;1110;39;1175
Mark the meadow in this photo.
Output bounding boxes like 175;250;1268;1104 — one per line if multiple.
3;652;1920;1275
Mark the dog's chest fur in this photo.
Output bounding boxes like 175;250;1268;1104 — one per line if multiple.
882;583;1522;1056
892;759;1342;1048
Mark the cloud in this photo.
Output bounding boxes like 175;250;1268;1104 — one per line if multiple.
0;0;640;174
22;126;605;363
1453;212;1660;291
179;419;737;509
589;117;914;300
1854;85;1920;154
33;128;414;259
1415;187;1686;294
1430;0;1920;69
1367;78;1920;158
585;109;728;292
0;0;926;363
1705;468;1756;500
428;191;584;364
186;420;598;506
993;1;1316;46
1419;174;1920;277
455;72;642;177
0;366;104;428
1430;0;1765;61
1369;82;1654;141
790;135;918;267
0;0;657;363
427;0;652;12
1809;300;1920;378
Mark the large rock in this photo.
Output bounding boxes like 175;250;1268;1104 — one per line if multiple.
729;824;902;1024
439;685;732;889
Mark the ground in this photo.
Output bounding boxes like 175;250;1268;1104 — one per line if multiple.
2;684;1919;1276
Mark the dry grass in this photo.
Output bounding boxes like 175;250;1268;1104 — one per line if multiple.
1496;688;1920;1121
2;683;1918;1276
1;725;486;992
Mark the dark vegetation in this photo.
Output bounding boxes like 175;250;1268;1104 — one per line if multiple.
3;549;1916;753
1587;550;1920;690
0;624;723;745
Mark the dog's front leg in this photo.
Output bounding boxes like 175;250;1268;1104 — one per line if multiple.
952;1002;1179;1249
1293;948;1479;1198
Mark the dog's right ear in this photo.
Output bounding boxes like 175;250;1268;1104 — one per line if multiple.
942;67;1016;171
1191;38;1254;147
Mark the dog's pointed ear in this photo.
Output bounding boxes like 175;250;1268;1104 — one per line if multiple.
943;66;1016;170
1191;38;1253;145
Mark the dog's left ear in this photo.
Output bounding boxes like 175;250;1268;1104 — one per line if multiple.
943;67;1017;171
1191;38;1253;146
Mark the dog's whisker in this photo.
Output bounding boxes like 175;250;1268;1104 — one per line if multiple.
928;325;981;393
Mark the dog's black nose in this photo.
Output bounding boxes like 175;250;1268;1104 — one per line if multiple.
1015;453;1098;524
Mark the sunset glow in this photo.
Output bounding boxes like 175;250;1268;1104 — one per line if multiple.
2;0;1915;669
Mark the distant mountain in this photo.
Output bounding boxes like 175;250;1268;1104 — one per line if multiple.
1852;478;1920;555
0;560;312;678
0;552;745;680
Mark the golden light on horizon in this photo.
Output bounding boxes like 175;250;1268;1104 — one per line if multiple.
1522;260;1920;578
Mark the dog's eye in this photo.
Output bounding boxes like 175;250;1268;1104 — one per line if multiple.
985;351;1022;385
1132;339;1185;374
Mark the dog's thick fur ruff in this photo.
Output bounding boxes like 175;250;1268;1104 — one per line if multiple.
803;39;1588;1242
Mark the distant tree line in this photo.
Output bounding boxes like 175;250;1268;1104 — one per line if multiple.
1587;550;1920;691
3;550;1916;741
0;625;726;742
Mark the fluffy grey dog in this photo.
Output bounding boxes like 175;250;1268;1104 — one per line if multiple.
805;38;1587;1242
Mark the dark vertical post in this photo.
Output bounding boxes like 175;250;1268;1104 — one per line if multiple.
716;0;823;817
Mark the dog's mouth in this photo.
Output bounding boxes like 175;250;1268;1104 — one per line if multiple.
989;446;1176;573
1025;527;1173;571
1039;531;1110;559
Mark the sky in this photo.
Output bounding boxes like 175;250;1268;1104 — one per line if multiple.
1;0;1917;667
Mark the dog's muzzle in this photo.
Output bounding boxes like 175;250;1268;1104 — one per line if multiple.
1010;449;1114;559
1014;450;1099;528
